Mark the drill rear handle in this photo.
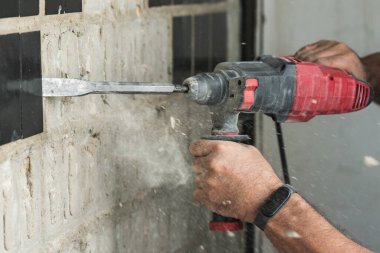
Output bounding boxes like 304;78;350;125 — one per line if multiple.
203;133;251;232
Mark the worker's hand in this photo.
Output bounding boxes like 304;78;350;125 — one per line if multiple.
295;40;367;80
189;140;282;222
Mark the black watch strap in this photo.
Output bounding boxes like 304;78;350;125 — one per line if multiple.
254;184;297;231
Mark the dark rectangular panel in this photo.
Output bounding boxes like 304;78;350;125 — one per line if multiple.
192;0;206;3
194;14;211;74
173;0;193;4
46;0;82;15
20;32;43;139
149;0;172;7
65;0;82;13
211;12;227;67
173;16;192;84
20;0;39;17
172;0;225;4
0;0;19;18
0;34;22;145
45;0;65;14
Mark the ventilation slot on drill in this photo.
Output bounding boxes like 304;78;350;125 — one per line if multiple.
353;83;370;110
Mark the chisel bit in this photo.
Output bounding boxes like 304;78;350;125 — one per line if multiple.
42;78;188;97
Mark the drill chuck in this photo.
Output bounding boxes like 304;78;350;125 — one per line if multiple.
183;73;227;105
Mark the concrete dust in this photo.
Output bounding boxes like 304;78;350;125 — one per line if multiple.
286;230;301;238
364;156;380;167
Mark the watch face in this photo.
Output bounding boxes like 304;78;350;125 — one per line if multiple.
261;186;292;217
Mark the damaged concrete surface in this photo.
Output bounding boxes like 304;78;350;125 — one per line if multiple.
0;0;245;252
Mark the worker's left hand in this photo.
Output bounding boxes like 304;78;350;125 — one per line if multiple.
294;40;367;80
189;140;282;222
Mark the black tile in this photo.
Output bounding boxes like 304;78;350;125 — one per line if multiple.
0;34;22;145
46;0;82;15
149;0;172;7
0;0;19;18
65;0;82;13
173;0;193;4
173;16;192;84
172;0;224;4
192;0;206;3
211;12;227;67
20;32;43;139
194;14;211;74
20;0;39;17
45;0;65;14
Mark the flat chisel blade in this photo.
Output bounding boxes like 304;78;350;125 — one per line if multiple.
42;78;187;97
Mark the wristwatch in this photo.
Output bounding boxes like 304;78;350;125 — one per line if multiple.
254;184;297;231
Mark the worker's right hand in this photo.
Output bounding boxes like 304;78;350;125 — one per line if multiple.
295;40;367;80
189;140;282;222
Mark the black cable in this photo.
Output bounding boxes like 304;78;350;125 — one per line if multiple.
275;122;291;185
240;0;258;250
241;117;256;253
245;223;255;253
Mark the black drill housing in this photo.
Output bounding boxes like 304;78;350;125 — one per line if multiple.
184;56;297;134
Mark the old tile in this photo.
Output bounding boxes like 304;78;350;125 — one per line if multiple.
173;16;192;84
65;0;82;13
46;0;82;15
45;0;65;14
194;14;211;74
211;12;227;67
20;32;43;139
173;0;193;5
149;0;172;7
0;0;19;18
0;34;22;145
20;0;39;17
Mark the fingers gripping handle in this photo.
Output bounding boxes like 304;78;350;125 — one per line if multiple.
202;133;251;231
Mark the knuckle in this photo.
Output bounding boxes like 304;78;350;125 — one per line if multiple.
206;190;216;201
335;42;350;52
316;39;327;44
206;178;217;187
247;145;259;152
208;159;221;172
246;144;260;155
303;55;315;62
316;58;333;66
189;140;198;150
213;142;225;152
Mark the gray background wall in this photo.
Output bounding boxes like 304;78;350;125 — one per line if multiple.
258;0;380;251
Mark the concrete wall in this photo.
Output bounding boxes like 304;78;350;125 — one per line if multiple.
0;1;247;252
259;0;380;251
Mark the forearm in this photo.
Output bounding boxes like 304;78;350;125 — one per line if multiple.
362;53;380;104
265;194;372;253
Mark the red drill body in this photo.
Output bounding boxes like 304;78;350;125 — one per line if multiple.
281;56;371;122
184;55;373;231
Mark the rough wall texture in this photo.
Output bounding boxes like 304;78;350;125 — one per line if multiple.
0;0;245;252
